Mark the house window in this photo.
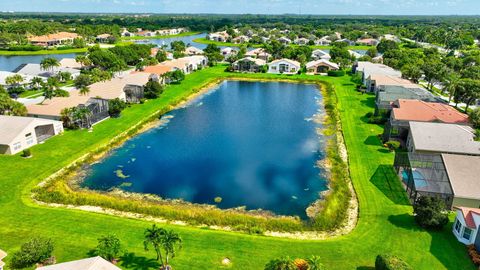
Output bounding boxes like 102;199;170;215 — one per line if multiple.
454;219;462;233
13;142;21;151
463;227;472;240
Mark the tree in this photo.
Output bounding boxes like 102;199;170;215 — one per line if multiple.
79;85;90;96
204;44;223;65
144;80;164;99
163;70;185;84
421;58;447;90
469;108;480;129
94;234;124;262
5;74;25;95
40;57;60;74
42;77;62;101
108;98;127;117
401;64;422;83
0;86;27;116
143;225;182;269
30;76;44;90
170;40;186;53
366;47;378;58
442;72;461;103
75;54;92;68
375;254;412;270
413;196;449;229
455;79;480;112
376;39;399;53
74;74;92;90
72;37;86;48
156;50;168;63
306;256;326;270
264;257;296;270
57;71;72;83
10;237;54;269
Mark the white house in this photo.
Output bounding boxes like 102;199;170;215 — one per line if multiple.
453;207;480;247
0;115;64;155
36;256;121;270
221;47;237;59
207;31;229;42
311;49;331;60
348;50;363;59
306;59;339;74
294;37;310;45
278;36;292;44
315;36;332;45
245;48;271;61
14;63;81;79
184;46;204;55
232;35;250;44
267;59;300;75
0;71;38;87
0;249;6;270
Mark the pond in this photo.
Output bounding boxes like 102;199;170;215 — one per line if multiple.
134;33;210;49
0;53;79;72
81;80;328;218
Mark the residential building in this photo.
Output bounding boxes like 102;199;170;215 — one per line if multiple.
267;59;300;75
356;38;380;46
0;71;38;87
306;59;339;74
314;37;331;46
0;249;6;270
294;37;310;45
454;207;480;247
382;34;401;43
184;46;204;55
245;48;271;61
0;115;64;155
221;47;237;59
141;65;173;83
278;36;292;44
311;49;331;60
13;63;81;79
137;30;156;37
207;31;229;42
95;34;113;43
59;58;82;69
159;56;208;74
375;85;441;114
337;38;355;46
232;35;250;44
366;74;416;93
232;57;266;73
406;122;480;156
28;32;80;47
353;61;402;85
36;256;121;270
383;99;470;142
120;28;134;37
348;50;363;59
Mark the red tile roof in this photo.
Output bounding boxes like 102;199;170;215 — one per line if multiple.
392;99;469;124
455;207;480;229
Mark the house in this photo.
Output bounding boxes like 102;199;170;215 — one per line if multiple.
337;38;355;46
0;71;37;87
141;65;173;82
366;74;416;93
207;31;229;42
353;61;403;85
348;50;363;59
28;32;80;47
0;115;64;155
184;46;204;55
159;56;208;74
383;99;470;142
453;207;480;246
314;36;331;46
0;249;6;270
382;34;401;43
96;34;113;43
278;36;292;44
13;63;81;79
221;47;237;59
294;37;310;45
120;28;134;37
137;30;156;37
59;58;82;69
306;59;339;74
356;38;380;46
232;35;250;44
245;48;271;61
375;85;441;114
394;153;480;209
406;122;480;156
36;256;121;270
311;49;331;60
267;59;300;75
232;57;266;73
156;28;186;36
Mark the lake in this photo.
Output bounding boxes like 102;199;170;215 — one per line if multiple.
134;33;210;49
0;53;79;72
81;80;328;218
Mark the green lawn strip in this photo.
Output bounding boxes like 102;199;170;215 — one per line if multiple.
18;90;43;98
0;48;87;56
120;31;202;41
192;37;372;50
0;67;474;269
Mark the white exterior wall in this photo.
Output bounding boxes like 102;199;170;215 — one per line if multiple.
453;210;479;245
267;61;300;75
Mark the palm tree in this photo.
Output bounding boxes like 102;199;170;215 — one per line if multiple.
75;55;92;68
161;229;182;267
30;77;44;90
40;57;60;74
264;257;296;270
79;85;90;96
5;74;24;87
144;224;165;263
443;72;461;103
306;256;325;270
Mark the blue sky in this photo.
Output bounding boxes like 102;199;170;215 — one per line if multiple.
1;0;480;15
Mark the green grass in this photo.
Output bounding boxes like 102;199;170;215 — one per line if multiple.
18;90;43;98
193;37;373;50
120;31;201;41
0;66;474;270
0;48;87;56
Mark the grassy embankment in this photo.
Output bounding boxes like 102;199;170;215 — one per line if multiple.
193;37;373;50
0;66;474;269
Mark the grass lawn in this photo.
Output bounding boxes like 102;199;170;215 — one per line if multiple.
193;37;373;50
120;31;202;41
0;66;474;269
0;48;87;56
18;90;43;98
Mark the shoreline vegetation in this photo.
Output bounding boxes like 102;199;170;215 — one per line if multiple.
192;37;373;50
31;69;355;236
120;31;202;41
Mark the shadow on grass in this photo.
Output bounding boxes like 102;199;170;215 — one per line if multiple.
364;135;382;146
360;96;376;108
370;165;410;205
388;213;421;232
356;267;375;270
120;252;160;270
378;148;391;153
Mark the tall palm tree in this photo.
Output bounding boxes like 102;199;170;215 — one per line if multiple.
5;74;24;90
144;224;165;263
40;57;60;74
443;72;461;103
161;229;182;267
30;77;44;90
79;85;90;96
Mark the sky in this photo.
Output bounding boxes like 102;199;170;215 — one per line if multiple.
1;0;480;15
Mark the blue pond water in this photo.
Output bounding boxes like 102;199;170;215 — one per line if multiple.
0;53;79;72
81;80;328;217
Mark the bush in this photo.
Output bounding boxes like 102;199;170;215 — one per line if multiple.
108;98;127;117
467;245;480;266
94;234;124;262
385;140;400;151
8;45;43;51
144;80;164;99
22;149;32;157
327;70;346;77
375;254;412;270
10;237;54;269
413;196;449;229
469;108;480;129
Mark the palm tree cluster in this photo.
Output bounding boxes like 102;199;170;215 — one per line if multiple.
144;224;182;270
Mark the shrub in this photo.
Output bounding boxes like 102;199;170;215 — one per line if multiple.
327;70;346;77
264;257;296;270
7;45;43;51
22;149;32;157
10;237;54;269
413;196;449;229
469;108;480;129
385;140;400;151
375;254;412;270
467;245;480;266
108;98;127;117
94;234;124;262
144;80;164;99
